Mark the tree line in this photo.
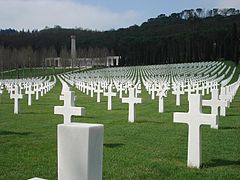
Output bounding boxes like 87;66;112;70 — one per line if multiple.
0;45;115;70
0;8;239;73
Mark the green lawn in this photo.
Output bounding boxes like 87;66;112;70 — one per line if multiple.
1;67;80;79
0;66;239;179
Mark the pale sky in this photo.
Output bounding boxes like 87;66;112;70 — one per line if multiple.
0;0;240;31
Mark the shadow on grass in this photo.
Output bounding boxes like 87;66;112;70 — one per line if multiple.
219;126;240;130
104;143;125;148
113;108;128;111
74;116;95;119
226;114;239;117
21;112;42;115
0;130;32;136
137;120;164;124
34;103;55;106
204;159;240;168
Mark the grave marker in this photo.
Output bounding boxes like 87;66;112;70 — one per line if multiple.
95;84;103;103
10;85;23;114
103;85;116;110
174;94;218;168
122;88;142;122
54;91;85;124
25;85;34;106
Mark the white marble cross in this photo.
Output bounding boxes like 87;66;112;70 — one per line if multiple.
150;84;156;100
95;84;103;103
157;89;167;113
103;85;116;110
40;83;44;96
174;94;218;168
219;87;231;108
25;85;34;106
185;84;195;98
172;85;184;106
10;85;23;114
89;83;95;97
54;91;85;124
202;89;227;128
117;83;125;98
122;88;142;122
34;84;41;100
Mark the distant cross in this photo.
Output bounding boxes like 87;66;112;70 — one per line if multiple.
89;83;95;97
44;82;48;94
40;83;44;96
172;85;184;106
25;85;34;106
150;84;156;100
134;84;141;97
201;82;205;96
205;82;210;94
10;85;23;114
117;83;125;98
35;84;41;100
203;89;228;120
122;88;142;123
9;84;15;96
195;83;201;94
54;91;85;124
157;89;167;113
225;86;233;103
95;83;103;103
185;83;195;98
104;85;116;110
219;87;230;107
174;94;218;168
86;83;90;95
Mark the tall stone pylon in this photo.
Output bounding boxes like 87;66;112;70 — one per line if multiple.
71;35;76;68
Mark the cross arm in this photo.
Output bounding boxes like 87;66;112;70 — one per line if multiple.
173;112;190;124
71;107;85;116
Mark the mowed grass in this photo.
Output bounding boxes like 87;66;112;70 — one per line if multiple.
0;72;240;179
1;67;79;79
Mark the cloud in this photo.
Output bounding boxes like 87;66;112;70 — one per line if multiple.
0;0;140;31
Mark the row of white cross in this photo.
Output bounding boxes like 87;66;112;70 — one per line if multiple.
0;76;56;114
55;62;239;170
2;61;238;180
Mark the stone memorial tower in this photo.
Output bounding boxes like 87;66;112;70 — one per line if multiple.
71;35;76;67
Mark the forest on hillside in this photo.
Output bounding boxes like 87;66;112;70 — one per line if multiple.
0;8;239;71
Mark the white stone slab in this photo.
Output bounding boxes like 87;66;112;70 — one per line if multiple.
58;123;104;180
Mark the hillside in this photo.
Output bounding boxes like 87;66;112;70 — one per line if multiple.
0;8;239;69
